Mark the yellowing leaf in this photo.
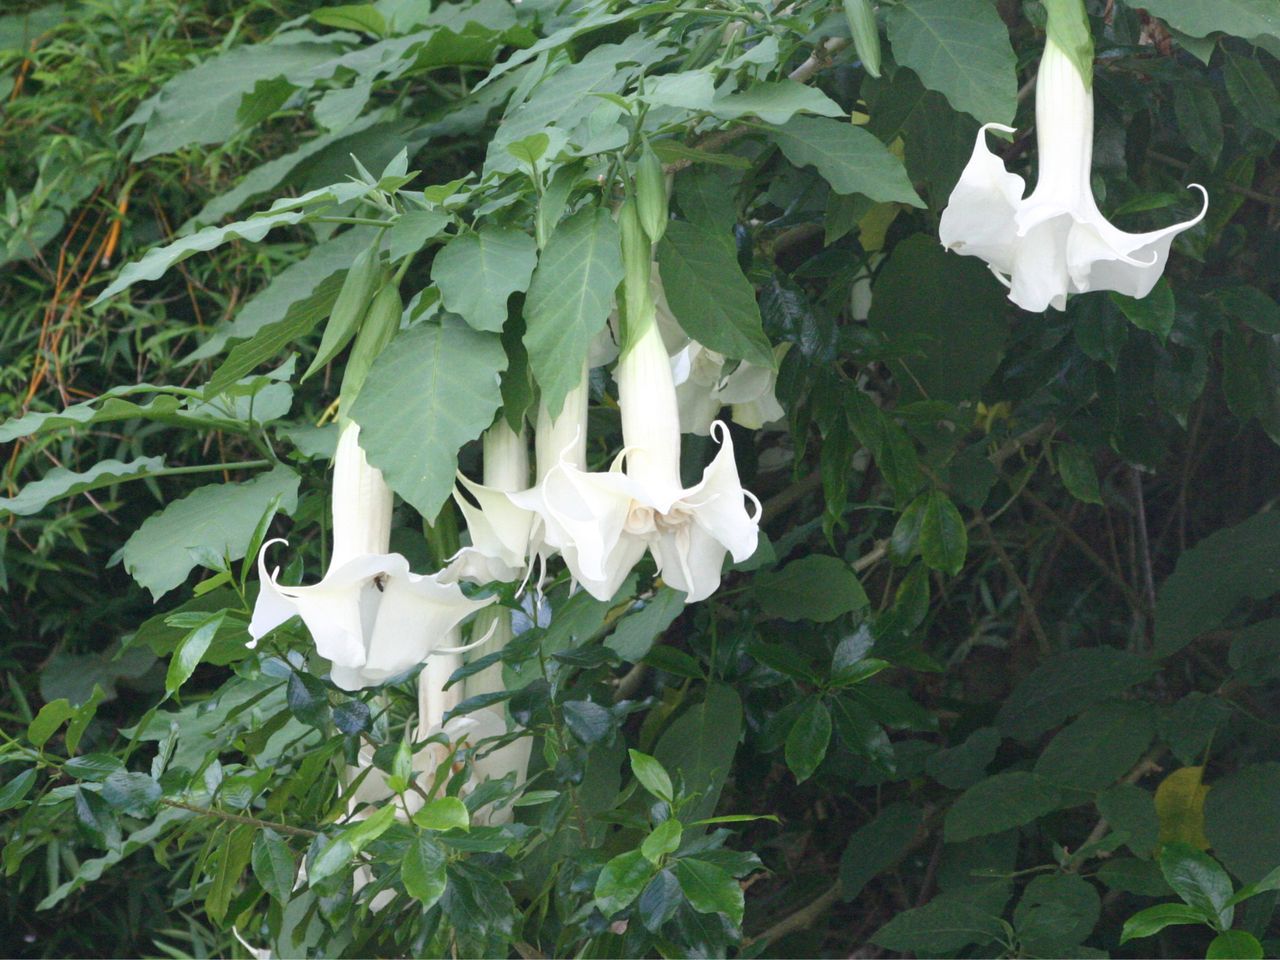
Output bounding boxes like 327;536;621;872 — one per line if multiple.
1156;766;1211;850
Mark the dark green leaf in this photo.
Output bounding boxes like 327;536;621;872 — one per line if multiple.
562;699;615;745
785;697;832;783
101;771;162;817
674;857;744;925
839;803;923;901
1160;842;1234;929
944;772;1062;842
1113;279;1176;341
164;612;225;697
638;869;683;932
605;589;685;662
996;648;1156;741
919;490;967;576
1033;701;1156;793
1013;874;1102;953
770;117;924;206
654;684;742;825
0;768;37;811
1119;902;1209;944
252;829;297;904
595;849;654;916
402;834;448;909
873;888;1006;952
1204;762;1280;883
754;555;868;622
1207;931;1264;960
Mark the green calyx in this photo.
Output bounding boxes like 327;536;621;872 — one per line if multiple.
1044;0;1095;89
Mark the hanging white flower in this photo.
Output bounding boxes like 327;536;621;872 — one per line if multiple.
450;419;535;584
249;420;493;691
938;31;1207;312
670;341;787;435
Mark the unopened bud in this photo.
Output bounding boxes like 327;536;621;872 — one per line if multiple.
843;0;881;79
635;141;668;243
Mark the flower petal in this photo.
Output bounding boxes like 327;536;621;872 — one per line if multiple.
939;123;1025;278
684;422;761;564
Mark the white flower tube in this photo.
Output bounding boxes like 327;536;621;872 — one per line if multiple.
939;30;1207;312
250;420;493;690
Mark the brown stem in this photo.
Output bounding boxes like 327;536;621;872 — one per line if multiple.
160;799;319;838
978;513;1052;656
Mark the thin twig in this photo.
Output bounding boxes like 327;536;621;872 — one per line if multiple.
160;799;319;838
1129;467;1157;646
744;885;843;950
978;513;1052;655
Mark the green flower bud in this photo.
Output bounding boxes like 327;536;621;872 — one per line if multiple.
635;141;669;243
843;0;881;79
340;278;402;414
618;198;654;351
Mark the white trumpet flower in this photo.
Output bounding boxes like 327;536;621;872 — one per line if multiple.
671;341;786;435
514;319;761;603
249;420;493;691
938;34;1207;313
450;420;534;584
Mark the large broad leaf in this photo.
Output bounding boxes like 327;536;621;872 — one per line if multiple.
1155;511;1280;657
1204;763;1280;883
869;234;1009;402
873;886;1007;952
431;227;538;332
710;80;845;124
656;222;774;367
523;207;623;417
350;318;506;518
839;803;923;901
188;228;373;361
770;117;924;207
1222;49;1280;139
121;465;299;600
754;555;868;622
129;33;348;160
1033;701;1156;793
1132;0;1279;43
94;183;373;303
654;683;742;825
944;771;1063;842
884;0;1017;125
996;648;1156;741
0;457;163;517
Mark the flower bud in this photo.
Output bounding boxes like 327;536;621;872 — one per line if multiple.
843;0;881;78
340;278;401;414
618;198;654;350
635;142;668;243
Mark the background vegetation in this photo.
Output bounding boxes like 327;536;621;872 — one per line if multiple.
2;0;1279;957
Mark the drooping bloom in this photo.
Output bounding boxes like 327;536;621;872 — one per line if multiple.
670;341;786;435
514;318;761;603
938;32;1207;312
450;419;534;584
250;420;493;690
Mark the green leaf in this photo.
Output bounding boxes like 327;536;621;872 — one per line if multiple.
638;869;683;932
0;768;37;811
873;888;1007;952
386;209;449;263
770;117;925;206
1034;701;1156;793
1173;83;1224;166
164;612;226;697
925;728;1001;790
996;648;1156;741
432;227;538;333
1225;864;1280;907
94;183;372;303
350;318;506;518
207;824;255;925
1222;49;1280;138
883;0;1018;125
755;555;869;622
641;819;683;864
868;234;1009;402
1098;857;1174;896
402;833;448;909
302;241;382;382
1204;762;1280;884
1043;0;1095;85
65;685;106;755
1207;931;1264;960
28;698;76;748
1119;902;1209;944
710;80;845;124
839;803;923;901
252;829;297;904
0;456;164;518
919;490;967;576
674;857;744;925
1132;0;1280;43
413;796;470;832
654;684;742;825
307;836;354;887
605;589;685;662
629;749;674;803
129;35;348;160
1013;874;1102;954
1154;511;1280;657
312;3;387;36
101;770;162;817
656;221;775;368
944;772;1063;842
1215;285;1280;336
595;849;655;916
342;804;398;853
63;754;125;782
1160;843;1234;929
523;206;623;417
562;699;616;745
785;697;832;783
1057;443;1104;505
1113;279;1176;341
121;465;299;600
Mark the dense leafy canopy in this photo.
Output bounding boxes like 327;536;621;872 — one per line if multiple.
2;0;1279;957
